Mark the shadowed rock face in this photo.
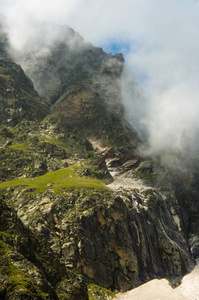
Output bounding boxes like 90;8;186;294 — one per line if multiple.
0;58;48;125
0;21;199;300
0;198;89;300
2;171;194;292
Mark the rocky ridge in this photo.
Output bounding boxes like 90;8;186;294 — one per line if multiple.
0;22;199;299
0;57;48;126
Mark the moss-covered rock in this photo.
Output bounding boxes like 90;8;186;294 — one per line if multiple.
0;199;89;299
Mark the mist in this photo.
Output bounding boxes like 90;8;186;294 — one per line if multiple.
1;0;199;162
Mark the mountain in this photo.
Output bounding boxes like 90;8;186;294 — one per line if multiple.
0;57;48;126
10;22;139;146
0;22;199;299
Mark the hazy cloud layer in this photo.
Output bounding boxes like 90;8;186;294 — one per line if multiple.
1;0;199;155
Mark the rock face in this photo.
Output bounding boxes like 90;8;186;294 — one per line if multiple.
0;21;199;300
0;198;89;300
0;57;48;125
11;22;138;145
0;120;197;299
11;23;122;105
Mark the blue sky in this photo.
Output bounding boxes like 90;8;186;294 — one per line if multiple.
102;41;131;56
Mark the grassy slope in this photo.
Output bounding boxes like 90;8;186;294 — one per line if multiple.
0;165;107;194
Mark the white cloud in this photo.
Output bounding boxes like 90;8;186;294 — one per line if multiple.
123;1;199;154
1;0;199;155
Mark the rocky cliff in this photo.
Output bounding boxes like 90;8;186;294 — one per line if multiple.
0;22;199;299
0;57;48;126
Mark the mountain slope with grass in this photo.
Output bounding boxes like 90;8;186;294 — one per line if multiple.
0;22;199;299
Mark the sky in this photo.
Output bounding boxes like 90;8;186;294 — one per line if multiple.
1;0;199;157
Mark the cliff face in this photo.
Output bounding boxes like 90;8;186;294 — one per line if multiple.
0;119;195;298
10;22;138;145
0;22;199;299
0;57;48;126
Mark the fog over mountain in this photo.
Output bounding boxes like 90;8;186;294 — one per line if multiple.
1;2;199;299
2;0;199;159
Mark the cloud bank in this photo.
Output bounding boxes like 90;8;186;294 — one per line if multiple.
1;0;199;156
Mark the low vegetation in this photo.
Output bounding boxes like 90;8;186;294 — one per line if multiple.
0;165;107;194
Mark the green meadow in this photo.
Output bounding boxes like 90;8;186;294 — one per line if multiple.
0;165;106;194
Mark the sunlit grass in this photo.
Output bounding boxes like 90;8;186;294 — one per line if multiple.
0;165;106;194
9;143;29;151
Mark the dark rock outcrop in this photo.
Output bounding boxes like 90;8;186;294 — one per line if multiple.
0;58;48;125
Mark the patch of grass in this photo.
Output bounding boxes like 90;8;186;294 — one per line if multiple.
0;231;11;239
7;127;17;134
0;74;11;80
7;263;48;298
88;283;115;300
41;136;67;149
0;239;49;298
0;239;12;255
40;134;80;155
0;165;107;194
9;143;29;152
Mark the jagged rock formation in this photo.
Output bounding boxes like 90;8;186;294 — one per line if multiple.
11;23;121;104
0;119;195;297
10;22;138;146
0;22;199;299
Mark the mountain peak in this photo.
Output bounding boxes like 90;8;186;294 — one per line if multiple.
0;20;199;300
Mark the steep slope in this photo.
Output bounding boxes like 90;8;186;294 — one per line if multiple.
0;119;196;296
10;22;139;146
0;21;199;299
0;198;89;300
11;22;116;104
0;57;48;125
